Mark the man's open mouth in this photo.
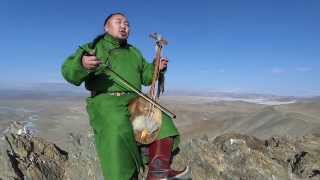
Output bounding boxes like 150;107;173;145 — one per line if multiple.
120;30;127;35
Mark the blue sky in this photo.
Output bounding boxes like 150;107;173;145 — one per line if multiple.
0;0;319;96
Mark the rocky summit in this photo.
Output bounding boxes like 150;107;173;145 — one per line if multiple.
0;122;320;180
0;121;103;180
0;130;68;179
173;133;320;180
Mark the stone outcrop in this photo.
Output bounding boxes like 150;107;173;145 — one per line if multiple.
173;133;320;180
0;121;103;180
1;121;319;180
0;132;68;179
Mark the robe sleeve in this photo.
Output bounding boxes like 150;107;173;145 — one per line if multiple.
61;45;91;86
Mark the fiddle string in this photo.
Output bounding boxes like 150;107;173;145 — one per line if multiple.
147;43;162;121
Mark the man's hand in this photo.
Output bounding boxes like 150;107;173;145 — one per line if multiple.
82;55;101;70
159;58;168;71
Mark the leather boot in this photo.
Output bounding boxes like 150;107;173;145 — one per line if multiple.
147;138;189;180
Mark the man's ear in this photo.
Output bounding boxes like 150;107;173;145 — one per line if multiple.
104;27;108;32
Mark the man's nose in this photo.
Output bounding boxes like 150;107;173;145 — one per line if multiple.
120;23;127;28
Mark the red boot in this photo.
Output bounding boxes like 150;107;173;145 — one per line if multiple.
147;138;189;180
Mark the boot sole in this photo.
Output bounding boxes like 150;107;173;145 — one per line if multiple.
160;166;192;180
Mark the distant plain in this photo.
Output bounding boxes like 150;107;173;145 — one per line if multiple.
1;88;319;149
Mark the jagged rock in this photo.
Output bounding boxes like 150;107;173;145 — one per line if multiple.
0;133;68;180
1;121;320;180
63;131;103;180
0;122;103;180
173;133;320;180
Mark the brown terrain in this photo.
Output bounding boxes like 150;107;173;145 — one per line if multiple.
0;89;319;179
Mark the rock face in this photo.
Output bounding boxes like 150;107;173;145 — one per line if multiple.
173;133;320;180
63;132;103;180
0;122;103;180
1;121;319;180
0;132;68;179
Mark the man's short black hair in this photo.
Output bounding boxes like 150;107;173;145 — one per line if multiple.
103;12;126;26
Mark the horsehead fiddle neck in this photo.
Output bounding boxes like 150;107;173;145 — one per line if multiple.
148;33;168;100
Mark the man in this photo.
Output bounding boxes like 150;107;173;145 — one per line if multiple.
61;13;188;180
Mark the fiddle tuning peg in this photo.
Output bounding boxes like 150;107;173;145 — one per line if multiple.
149;32;168;46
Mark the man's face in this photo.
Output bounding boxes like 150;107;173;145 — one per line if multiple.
104;14;130;40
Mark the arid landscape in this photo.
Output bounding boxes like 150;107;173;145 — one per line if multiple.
0;87;319;179
1;87;320;143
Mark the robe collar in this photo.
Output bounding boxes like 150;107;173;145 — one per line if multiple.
103;33;128;48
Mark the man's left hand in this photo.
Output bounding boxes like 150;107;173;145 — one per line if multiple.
159;58;168;71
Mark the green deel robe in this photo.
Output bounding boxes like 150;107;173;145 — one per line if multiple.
61;34;180;180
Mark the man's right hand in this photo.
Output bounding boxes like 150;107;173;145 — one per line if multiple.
82;55;101;70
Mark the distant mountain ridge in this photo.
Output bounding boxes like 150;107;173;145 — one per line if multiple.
2;83;318;103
